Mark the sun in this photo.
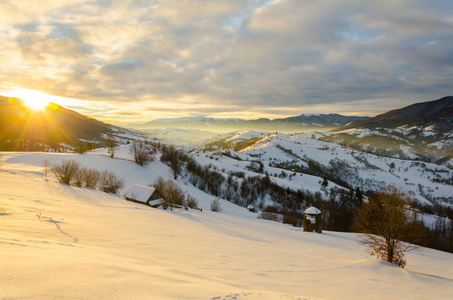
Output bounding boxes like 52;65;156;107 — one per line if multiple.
20;90;51;110
6;88;51;110
23;97;49;110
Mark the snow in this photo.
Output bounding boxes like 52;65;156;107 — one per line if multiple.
193;130;452;206
1;151;453;299
123;183;156;203
305;206;321;214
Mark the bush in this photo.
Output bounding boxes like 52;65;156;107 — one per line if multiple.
185;195;199;209
153;177;185;208
73;169;85;187
258;211;283;222
283;214;301;227
100;170;124;193
83;168;101;188
210;199;222;212
52;160;80;184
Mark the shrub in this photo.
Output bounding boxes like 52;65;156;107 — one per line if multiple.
283;214;301;227
52;160;80;185
210;199;222;212
73;169;85;187
83;168;101;188
153;177;185;208
185;195;199;209
258;211;283;222
100;170;124;193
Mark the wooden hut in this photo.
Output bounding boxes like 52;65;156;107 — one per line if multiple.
303;206;322;233
123;183;163;207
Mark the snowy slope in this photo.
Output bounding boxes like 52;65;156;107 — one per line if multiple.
1;151;453;299
194;131;453;207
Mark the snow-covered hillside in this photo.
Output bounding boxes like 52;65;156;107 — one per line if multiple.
194;131;453;207
1;151;453;299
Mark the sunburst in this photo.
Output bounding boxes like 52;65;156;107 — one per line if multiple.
4;88;51;110
18;89;51;110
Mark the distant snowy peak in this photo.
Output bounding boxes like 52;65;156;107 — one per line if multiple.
274;113;369;125
152;116;243;123
137;113;370;133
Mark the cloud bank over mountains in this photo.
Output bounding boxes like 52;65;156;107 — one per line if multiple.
1;0;452;122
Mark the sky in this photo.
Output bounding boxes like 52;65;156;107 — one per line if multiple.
0;0;452;124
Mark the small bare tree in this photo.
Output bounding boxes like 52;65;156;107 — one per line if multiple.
354;185;424;268
43;159;49;179
105;134;117;158
130;141;153;166
52;160;80;185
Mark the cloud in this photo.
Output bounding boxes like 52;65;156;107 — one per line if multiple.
1;0;452;122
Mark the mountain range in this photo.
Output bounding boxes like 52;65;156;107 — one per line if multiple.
128;113;370;132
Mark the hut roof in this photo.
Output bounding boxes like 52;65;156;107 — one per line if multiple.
304;206;321;215
123;184;156;203
247;204;255;209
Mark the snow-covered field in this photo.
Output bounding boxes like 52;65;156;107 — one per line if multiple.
1;151;453;299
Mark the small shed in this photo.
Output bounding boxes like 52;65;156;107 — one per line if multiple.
123;183;163;207
247;204;255;212
303;206;322;233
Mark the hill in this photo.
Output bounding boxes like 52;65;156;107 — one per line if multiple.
342;96;453;132
0;96;136;151
1;150;453;299
322;97;453;163
193;130;452;207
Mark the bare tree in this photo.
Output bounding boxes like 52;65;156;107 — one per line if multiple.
354;185;424;268
130;141;153;166
105;134;117;158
